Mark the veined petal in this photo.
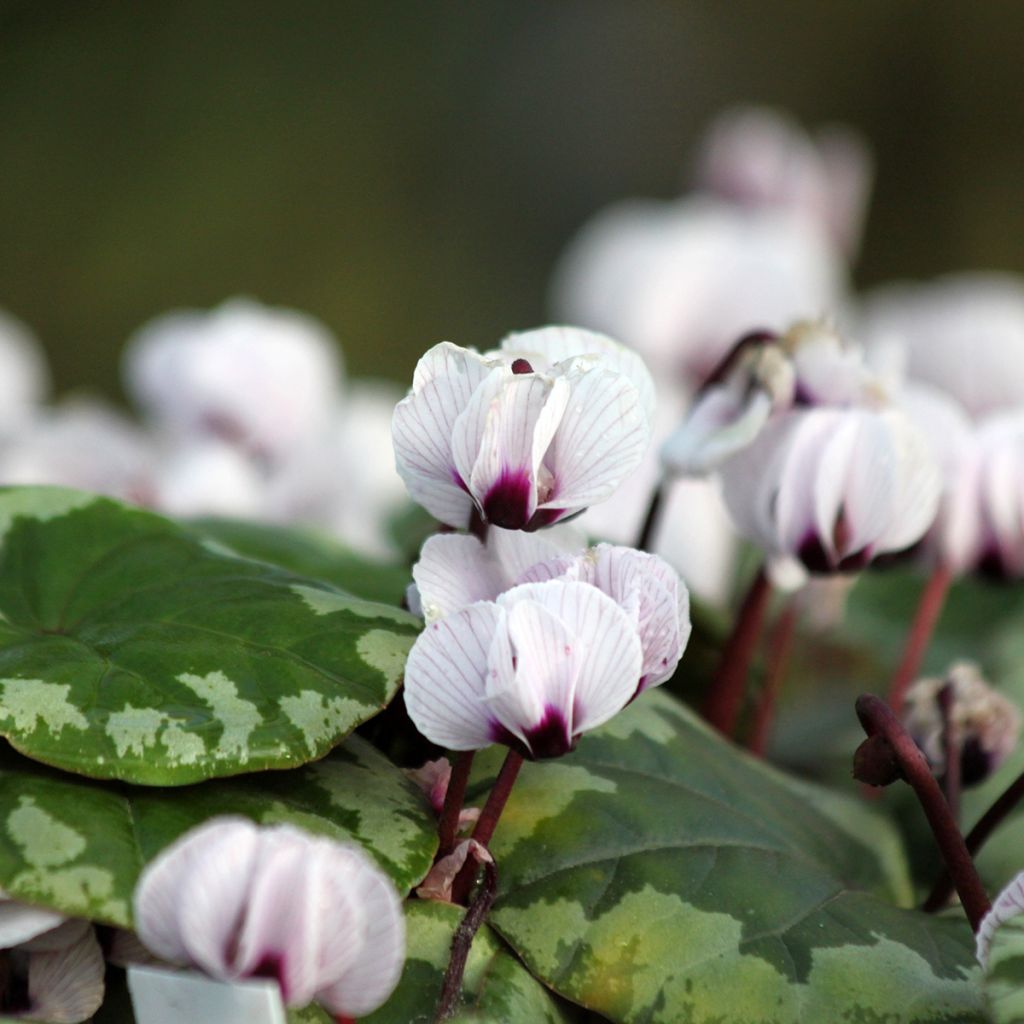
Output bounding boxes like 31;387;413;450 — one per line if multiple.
404;603;504;750
501;325;656;428
977;870;1024;968
316;847;405;1018
412;534;508;623
772;412;835;558
832;413;897;560
543;367;650;509
503;581;642;737
412;341;493;394
27;923;105;1024
490;523;585;581
135;817;261;973
0;896;65;948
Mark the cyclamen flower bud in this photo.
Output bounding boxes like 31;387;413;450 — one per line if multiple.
718;405;940;574
0;892;104;1023
404;580;646;759
133;818;405;1019
902;662;1021;785
392;327;655;530
410;530;690;697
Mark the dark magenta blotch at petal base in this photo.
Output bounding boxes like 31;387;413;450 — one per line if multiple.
482;470;534;530
797;532;873;575
491;707;576;760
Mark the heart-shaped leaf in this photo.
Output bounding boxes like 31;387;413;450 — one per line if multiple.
364;901;571;1024
0;486;419;784
0;735;437;926
483;690;986;1023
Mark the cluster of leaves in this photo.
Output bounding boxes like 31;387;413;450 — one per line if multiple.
2;485;1022;1021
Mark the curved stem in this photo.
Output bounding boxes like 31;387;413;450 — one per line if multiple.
925;770;1024;913
854;694;989;931
887;563;953;716
939;683;961;825
747;601;798;757
437;752;475;856
703;566;772;737
635;481;665;552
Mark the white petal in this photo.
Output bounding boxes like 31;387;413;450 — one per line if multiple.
412;534;507;623
489;523;585;582
404;604;504;750
0;898;65;948
315;850;405;1018
412;341;493;394
503;582;642;736
27;924;105;1024
134;817;261;973
977;870;1024;968
543;367;650;510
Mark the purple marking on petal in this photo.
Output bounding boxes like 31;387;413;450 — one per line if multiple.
978;546;1015;582
796;531;872;574
483;470;533;530
700;329;778;390
490;706;577;760
525;507;567;531
252;952;287;996
451;468;469;492
511;358;534;375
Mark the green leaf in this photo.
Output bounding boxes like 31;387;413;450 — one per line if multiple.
483;690;985;1024
0;735;437;927
188;517;412;606
364;902;572;1024
0;486;420;784
982;913;1024;1023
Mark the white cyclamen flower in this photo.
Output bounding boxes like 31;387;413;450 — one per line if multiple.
412;530;689;697
719;406;940;574
123;298;343;462
0;893;104;1023
405;579;646;759
392;327;654;530
0;309;49;438
134;818;405;1019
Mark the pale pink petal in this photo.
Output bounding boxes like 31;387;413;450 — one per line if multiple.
449;366;509;490
135;817;261;972
416;840;493;904
772;413;835;557
831;413;896;560
542;367;650;509
505;582;642;736
501;326;656;428
412;341;492;394
406;757;452;814
489;523;585;582
411;534;507;623
316;854;406;1018
404;604;504;750
977;870;1024;968
27;924;105;1024
0;897;65;948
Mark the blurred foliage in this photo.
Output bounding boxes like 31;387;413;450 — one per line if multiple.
3;1;1024;398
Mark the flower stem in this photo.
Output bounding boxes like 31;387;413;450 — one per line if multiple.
635;481;665;552
924;769;1024;913
854;694;990;931
437;751;475;855
886;563;953;716
703;566;772;737
433;859;498;1023
747;601;798;757
450;751;524;905
939;683;961;824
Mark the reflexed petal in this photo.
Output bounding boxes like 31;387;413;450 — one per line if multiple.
502;325;656;428
543;367;650;508
771;413;834;558
412;340;493;394
505;582;642;736
977;870;1024;968
27;923;105;1024
135;817;260;971
315;850;406;1018
830;413;895;560
490;523;585;582
412;534;507;623
404;604;504;750
0;896;65;948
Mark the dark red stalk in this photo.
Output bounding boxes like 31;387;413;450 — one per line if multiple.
703;566;772;737
747;601;798;757
450;751;524;905
635;482;665;552
437;751;475;856
924;770;1024;913
854;694;989;931
886;563;953;716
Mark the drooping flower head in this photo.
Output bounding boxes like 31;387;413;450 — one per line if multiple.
392;327;654;531
133;818;405;1019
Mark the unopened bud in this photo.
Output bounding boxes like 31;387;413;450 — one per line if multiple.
853;733;903;787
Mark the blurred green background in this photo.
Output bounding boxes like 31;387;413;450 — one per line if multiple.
3;1;1023;398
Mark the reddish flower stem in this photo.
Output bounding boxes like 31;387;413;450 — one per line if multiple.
703;566;772;737
924;769;1024;913
437;751;475;856
939;683;961;825
450;751;524;905
747;601;798;757
635;482;665;552
886;563;953;716
854;694;990;931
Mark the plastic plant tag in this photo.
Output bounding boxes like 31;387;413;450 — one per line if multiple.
127;965;287;1024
